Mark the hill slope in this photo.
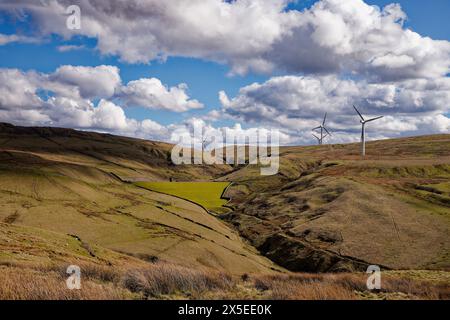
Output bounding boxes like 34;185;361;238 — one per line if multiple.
1;123;449;276
221;135;450;272
0;123;280;275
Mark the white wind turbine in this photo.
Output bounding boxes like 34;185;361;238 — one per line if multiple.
312;113;331;145
353;105;383;157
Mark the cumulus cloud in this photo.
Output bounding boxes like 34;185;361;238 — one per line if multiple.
1;0;449;79
1;65;447;145
118;78;203;112
267;1;450;80
0;69;43;109
220;74;450;142
0;66;278;144
49;65;121;99
0;65;202;112
91;99;128;130
0;65;204;140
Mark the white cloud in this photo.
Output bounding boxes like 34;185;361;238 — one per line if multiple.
0;33;39;45
168;118;292;148
0;69;43;109
269;1;450;80
0;64;447;144
49;65;121;99
92;99;127;130
220;74;450;143
0;109;51;126
2;0;449;79
45;96;94;128
221;75;450;119
371;54;416;69
119;78;203;112
0;66;202;141
57;44;86;52
0;65;202;113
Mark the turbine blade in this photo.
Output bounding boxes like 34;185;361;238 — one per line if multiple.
312;133;320;140
312;126;321;130
322;113;327;126
366;115;384;122
353;105;364;121
323;127;331;135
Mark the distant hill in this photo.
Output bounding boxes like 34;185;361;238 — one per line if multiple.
0;122;229;182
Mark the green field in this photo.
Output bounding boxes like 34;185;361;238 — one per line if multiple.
135;182;231;213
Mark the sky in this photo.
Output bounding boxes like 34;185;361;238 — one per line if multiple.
0;0;449;145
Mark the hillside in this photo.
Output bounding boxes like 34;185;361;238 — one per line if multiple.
221;135;450;272
0;123;280;275
0;123;449;300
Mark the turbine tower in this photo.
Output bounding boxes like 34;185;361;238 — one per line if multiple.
312;113;331;145
312;133;322;145
353;105;383;157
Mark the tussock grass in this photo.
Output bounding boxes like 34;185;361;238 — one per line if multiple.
0;261;448;300
252;273;450;300
0;261;235;300
123;264;234;298
0;266;128;300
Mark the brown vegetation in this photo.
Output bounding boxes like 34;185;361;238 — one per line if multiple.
252;273;450;300
0;262;448;300
222;135;450;272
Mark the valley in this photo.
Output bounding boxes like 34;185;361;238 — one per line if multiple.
0;123;449;299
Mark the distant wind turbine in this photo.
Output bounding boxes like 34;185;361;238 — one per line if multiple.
353;105;383;157
202;136;208;151
312;113;331;145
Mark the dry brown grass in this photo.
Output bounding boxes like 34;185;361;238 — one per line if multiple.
0;261;235;300
252;273;450;300
0;266;129;300
254;273;358;299
122;263;234;298
1;261;448;300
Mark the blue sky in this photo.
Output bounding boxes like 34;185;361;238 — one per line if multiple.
0;0;449;144
0;34;268;126
0;0;447;125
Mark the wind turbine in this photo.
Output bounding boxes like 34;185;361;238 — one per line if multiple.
202;136;208;151
312;113;331;145
353;105;383;157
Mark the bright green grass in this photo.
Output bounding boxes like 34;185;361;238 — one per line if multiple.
135;182;230;212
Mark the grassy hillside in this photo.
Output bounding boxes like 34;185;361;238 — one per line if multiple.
0;122;230;182
1;222;448;300
1;223;448;300
0;123;279;275
221;135;450;272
